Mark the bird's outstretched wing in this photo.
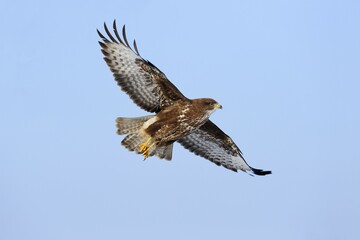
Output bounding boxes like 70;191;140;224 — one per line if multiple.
98;20;187;113
177;121;272;175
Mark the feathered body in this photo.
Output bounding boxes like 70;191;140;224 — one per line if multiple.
98;21;271;175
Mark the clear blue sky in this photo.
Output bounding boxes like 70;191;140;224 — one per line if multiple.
1;1;359;239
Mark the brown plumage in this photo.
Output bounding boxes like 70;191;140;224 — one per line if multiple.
98;20;271;175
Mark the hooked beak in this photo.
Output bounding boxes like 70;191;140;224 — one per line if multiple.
215;103;223;109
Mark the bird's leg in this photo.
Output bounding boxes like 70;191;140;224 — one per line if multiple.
142;142;156;160
139;137;152;153
139;137;157;159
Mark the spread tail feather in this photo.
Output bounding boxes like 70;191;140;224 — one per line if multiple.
116;115;154;135
153;144;173;160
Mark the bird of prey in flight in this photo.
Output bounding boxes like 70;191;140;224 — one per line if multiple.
97;20;271;176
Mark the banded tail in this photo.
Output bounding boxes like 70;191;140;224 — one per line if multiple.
116;116;173;160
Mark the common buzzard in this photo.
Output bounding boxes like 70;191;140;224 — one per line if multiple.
98;21;271;175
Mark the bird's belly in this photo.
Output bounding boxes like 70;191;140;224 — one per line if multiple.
154;122;200;146
144;110;208;145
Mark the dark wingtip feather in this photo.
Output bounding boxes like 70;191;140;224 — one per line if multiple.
250;167;272;176
133;39;140;55
99;20;141;57
98;41;107;49
97;29;108;42
113;20;124;44
104;22;118;43
122;25;131;48
101;49;110;56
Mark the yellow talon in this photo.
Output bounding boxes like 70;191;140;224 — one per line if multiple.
139;137;152;152
139;137;156;160
143;142;156;160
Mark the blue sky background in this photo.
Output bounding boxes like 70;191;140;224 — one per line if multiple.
1;0;360;239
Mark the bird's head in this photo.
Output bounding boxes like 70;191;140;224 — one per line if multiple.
198;98;222;112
